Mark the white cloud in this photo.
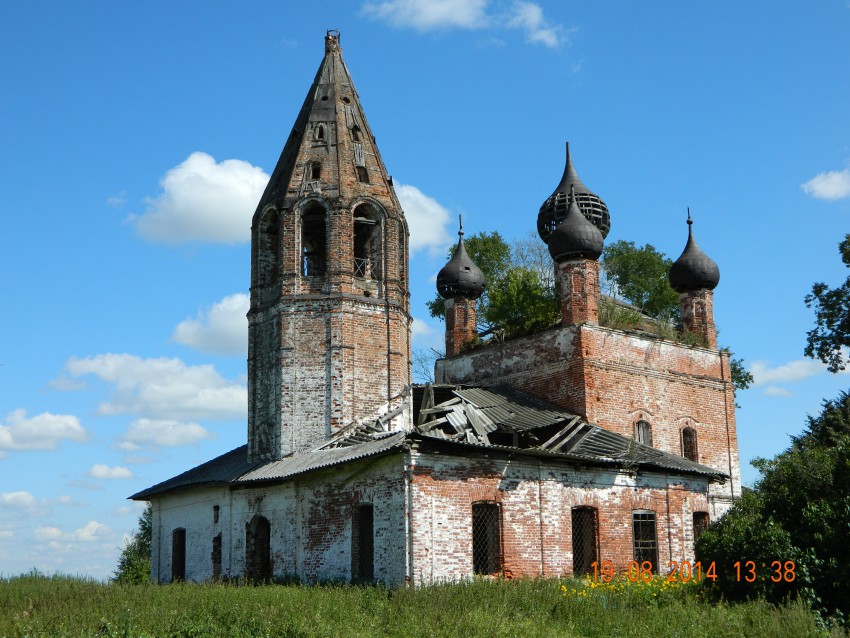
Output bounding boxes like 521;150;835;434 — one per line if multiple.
763;386;793;397
88;464;134;480
362;0;567;48
34;526;63;541
362;0;489;30
35;521;112;543
0;491;38;510
121;418;214;450
62;354;246;421
504;1;567;48
130;152;269;243
172;293;249;356
411;316;435;338
0;409;88;457
801;168;850;200
749;359;826;386
395;184;453;255
107;191;126;207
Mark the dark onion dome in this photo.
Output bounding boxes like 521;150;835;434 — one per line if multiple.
669;213;720;293
538;142;610;243
547;186;604;263
437;225;486;300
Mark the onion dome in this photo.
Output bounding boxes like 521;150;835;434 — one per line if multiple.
437;219;486;300
538;142;610;243
669;212;720;293
547;186;604;262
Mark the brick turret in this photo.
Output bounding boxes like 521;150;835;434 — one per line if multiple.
437;219;485;357
247;31;411;461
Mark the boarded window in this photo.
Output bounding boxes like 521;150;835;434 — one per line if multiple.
171;528;186;582
693;512;709;547
212;533;222;579
353;204;381;280
302;204;327;277
257;209;280;287
472;502;501;575
351;504;374;583
632;511;658;572
634;420;653;446
572;507;598;576
682;427;698;462
246;515;271;583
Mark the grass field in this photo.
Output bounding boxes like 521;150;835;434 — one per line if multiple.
0;573;844;638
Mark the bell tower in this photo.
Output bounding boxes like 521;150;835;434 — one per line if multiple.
248;31;411;462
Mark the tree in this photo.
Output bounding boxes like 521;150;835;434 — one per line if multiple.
601;240;680;321
805;234;850;372
113;503;152;584
696;391;850;624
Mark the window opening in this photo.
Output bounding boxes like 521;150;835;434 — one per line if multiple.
398;223;406;283
171;528;186;582
571;507;598;576
632;511;658;572
257;210;280;287
693;512;709;548
213;505;220;525
351;126;361;141
212;533;222;579
356;166;369;183
310;162;321;180
315;124;325;140
353;205;381;280
634;420;653;446
682;427;698;462
351;504;374;583
246;515;271;582
472;502;501;575
301;204;327;277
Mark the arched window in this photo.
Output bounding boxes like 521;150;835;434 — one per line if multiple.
301;203;326;277
351;504;374;583
472;502;501;575
571;507;598;576
246;515;271;582
315;124;325;141
257;209;280;287
634;420;652;446
171;528;186;582
353;204;382;280
310;162;321;180
682;427;698;462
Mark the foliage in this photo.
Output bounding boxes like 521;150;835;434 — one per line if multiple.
113;503;152;584
425;231;557;338
601;240;680;321
0;574;836;638
697;390;850;625
805;235;850;372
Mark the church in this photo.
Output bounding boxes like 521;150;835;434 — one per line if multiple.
131;31;740;586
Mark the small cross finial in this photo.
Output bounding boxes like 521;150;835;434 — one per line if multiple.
458;214;464;238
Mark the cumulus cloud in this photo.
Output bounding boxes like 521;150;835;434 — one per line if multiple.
0;410;88;458
120;418;215;450
62;354;246;421
87;464;134;480
362;0;489;30
504;1;567;47
801;168;850;200
172;293;249;356
35;521;111;543
395;184;453;255
130;152;269;243
749;359;826;386
362;0;567;47
0;491;38;510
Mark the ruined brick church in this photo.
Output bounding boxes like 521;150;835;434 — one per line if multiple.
132;32;740;585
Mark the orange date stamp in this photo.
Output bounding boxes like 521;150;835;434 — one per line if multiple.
589;560;796;583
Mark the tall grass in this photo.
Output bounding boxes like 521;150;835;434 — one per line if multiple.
0;573;842;638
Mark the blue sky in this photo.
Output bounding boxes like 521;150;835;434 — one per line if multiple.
1;1;849;579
